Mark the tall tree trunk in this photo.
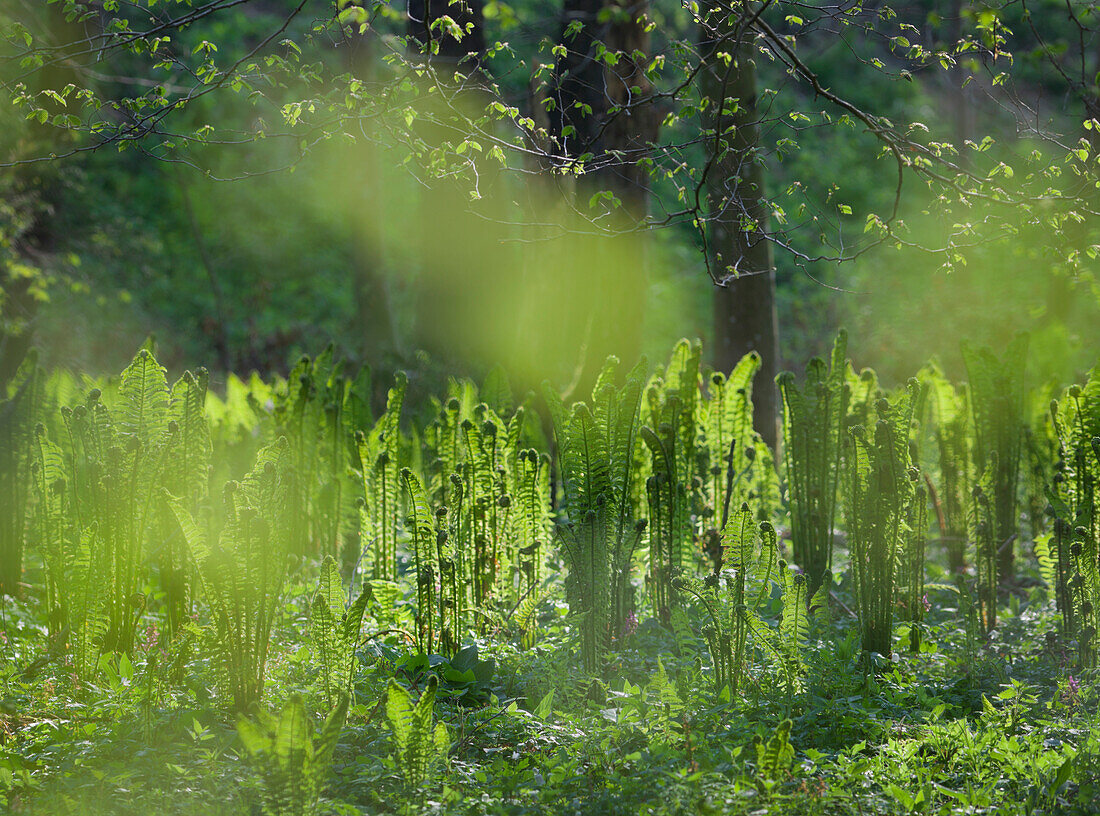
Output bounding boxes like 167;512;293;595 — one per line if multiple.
701;7;780;450
548;0;656;385
405;0;496;369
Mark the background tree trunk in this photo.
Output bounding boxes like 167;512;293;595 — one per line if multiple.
547;0;656;388
701;10;780;450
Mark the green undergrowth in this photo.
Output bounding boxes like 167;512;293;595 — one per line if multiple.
2;565;1098;815
2;337;1100;815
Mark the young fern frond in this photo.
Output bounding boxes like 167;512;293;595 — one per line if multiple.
846;380;920;656
69;524;108;678
0;354;45;598
385;675;449;790
167;438;294;711
642;341;701;621
678;505;787;698
779;567;809;675
963;334;1027;581
238;693;349;816
357;373;406;581
310;555;370;707
30;423;67;635
161;369;212;638
401;468;440;654
1047;374;1100;665
546;356;646;672
755;719;795;787
777;329;848;599
922;365;972;575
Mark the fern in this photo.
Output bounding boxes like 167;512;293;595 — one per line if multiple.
160;369;212;638
400;468;440;654
357;373;406;581
898;484;928;650
385;675;449;790
963;335;1028;581
272;348;361;560
677;504;787;697
754;719;795;789
68;524;108;678
922;365;972;575
238;694;348;816
167;439;294;710
846;380;920;656
779;568;809;675
777;329;849;598
0;353;45;598
310;555;370;707
546;356;647;671
642;341;701;621
29;423;67;636
1048;375;1100;665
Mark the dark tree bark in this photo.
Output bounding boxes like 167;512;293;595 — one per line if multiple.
547;0;658;385
701;9;780;450
404;0;499;370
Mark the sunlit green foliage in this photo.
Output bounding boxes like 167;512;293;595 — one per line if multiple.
1048;375;1100;666
356;372;406;582
845;381;921;655
168;439;296;711
546;356;647;671
5;337;1099;814
385;675;449;791
777;330;849;597
963;335;1029;581
643;341;701;621
922;364;972;575
238;693;348;816
310;556;370;708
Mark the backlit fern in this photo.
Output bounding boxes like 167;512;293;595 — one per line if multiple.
845;381;920;656
677;502;778;695
546;356;647;672
238;693;348;816
168;438;296;710
777;329;848;598
385;675;449;791
356;372;407;581
642;340;701;622
962;335;1028;581
27;349;211;667
1048;375;1100;665
922;365;971;575
0;352;45;598
310;555;370;707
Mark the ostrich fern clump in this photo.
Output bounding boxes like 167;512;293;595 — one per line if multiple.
273;348;365;560
1048;376;1100;666
546;356;647;672
846;381;921;656
962;334;1027;581
677;502;777;695
777;329;849;598
385;675;449;791
642;340;701;621
26;349;212;674
168;439;295;711
238;694;348;816
678;502;822;699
